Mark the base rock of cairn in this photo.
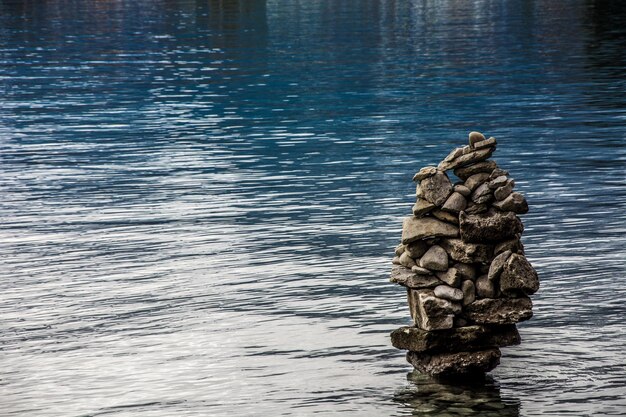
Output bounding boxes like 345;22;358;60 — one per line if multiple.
390;131;539;378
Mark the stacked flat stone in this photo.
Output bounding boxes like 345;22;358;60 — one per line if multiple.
390;131;539;378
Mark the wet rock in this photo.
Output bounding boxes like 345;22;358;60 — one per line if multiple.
453;184;471;197
439;238;494;264
438;147;495;171
399;252;417;268
499;254;539;296
407;348;501;378
412;265;433;275
406;240;429;258
492;192;529;214
395;243;406;256
464;172;491;191
462;280;476;306
474;137;497;149
402;217;459;244
494;180;514;201
454;263;477;281
459;210;524;243
413;166;438;181
488;175;508;190
412;199;437;217
391;324;521;353
468;131;486;148
454;160;498;180
464;297;533;324
419;171;453;206
434;285;464;302
390;265;441;288
420;245;449;272
487;250;512;281
431;209;460;225
442;192;467;214
436;268;462;287
475;274;496;298
494;238;524;256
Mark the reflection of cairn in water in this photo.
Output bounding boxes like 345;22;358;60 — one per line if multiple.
390;132;539;377
394;371;520;416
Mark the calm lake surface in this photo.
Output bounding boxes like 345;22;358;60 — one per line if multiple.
1;1;625;416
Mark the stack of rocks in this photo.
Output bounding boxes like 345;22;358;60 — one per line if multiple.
390;132;539;378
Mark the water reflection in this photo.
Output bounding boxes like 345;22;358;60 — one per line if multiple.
395;372;520;417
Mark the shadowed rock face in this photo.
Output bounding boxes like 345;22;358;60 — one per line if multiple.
389;132;539;377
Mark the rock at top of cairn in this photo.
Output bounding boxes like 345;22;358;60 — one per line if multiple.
390;131;539;378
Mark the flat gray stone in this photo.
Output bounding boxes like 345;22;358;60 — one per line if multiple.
487;250;512;281
412;199;437;217
438;147;495;171
474;137;497;149
407;348;501;378
490;168;509;180
475;274;496;298
454;160;498;180
436;268;462;287
464;172;491;191
411;265;433;275
420;245;449;271
390;265;441;289
453;184;471;197
402;216;459;244
494;180;515;201
492;192;529;214
390;324;520;353
494;238;525;256
488;175;508;190
408;289;458;330
413;166;438;181
464;297;533;324
459;210;524;243
441;192;467;214
464;202;489;214
500;253;539;296
439;238;494;264
434;285;464;302
418;171;453;206
471;183;492;204
462;280;476;306
431;209;459;225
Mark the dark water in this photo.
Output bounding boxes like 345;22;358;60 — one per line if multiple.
1;1;625;416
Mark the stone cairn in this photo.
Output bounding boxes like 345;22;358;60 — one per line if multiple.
390;132;539;378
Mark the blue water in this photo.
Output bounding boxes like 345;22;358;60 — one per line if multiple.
1;1;625;416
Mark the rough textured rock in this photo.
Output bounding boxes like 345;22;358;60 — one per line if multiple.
471;183;492;204
390;265;441;289
399;252;417;268
431;209;460;225
436;268;463;288
490;168;509;180
418;171;453;206
412;199;437;217
465;172;491;191
439;238;494;264
475;274;496;298
455;263;477;281
408;290;458;330
462;280;476;306
438;147;494;171
492;192;529;214
407;348;501;378
442;192;467;214
419;245;449;271
464;201;489;215
412;265;433;275
392;256;401;265
402;216;459;244
454;160;498;180
413;166;438;181
391;325;520;353
499;254;540;296
459;210;524;243
405;241;429;258
395;243;406;256
434;285;464;302
453;184;471;197
474;137;497;149
494;180;515;201
487;250;512;281
468;131;486;148
489;175;508;190
494;238;524;256
464;297;533;324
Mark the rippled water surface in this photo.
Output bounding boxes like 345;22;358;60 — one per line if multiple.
1;1;626;416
